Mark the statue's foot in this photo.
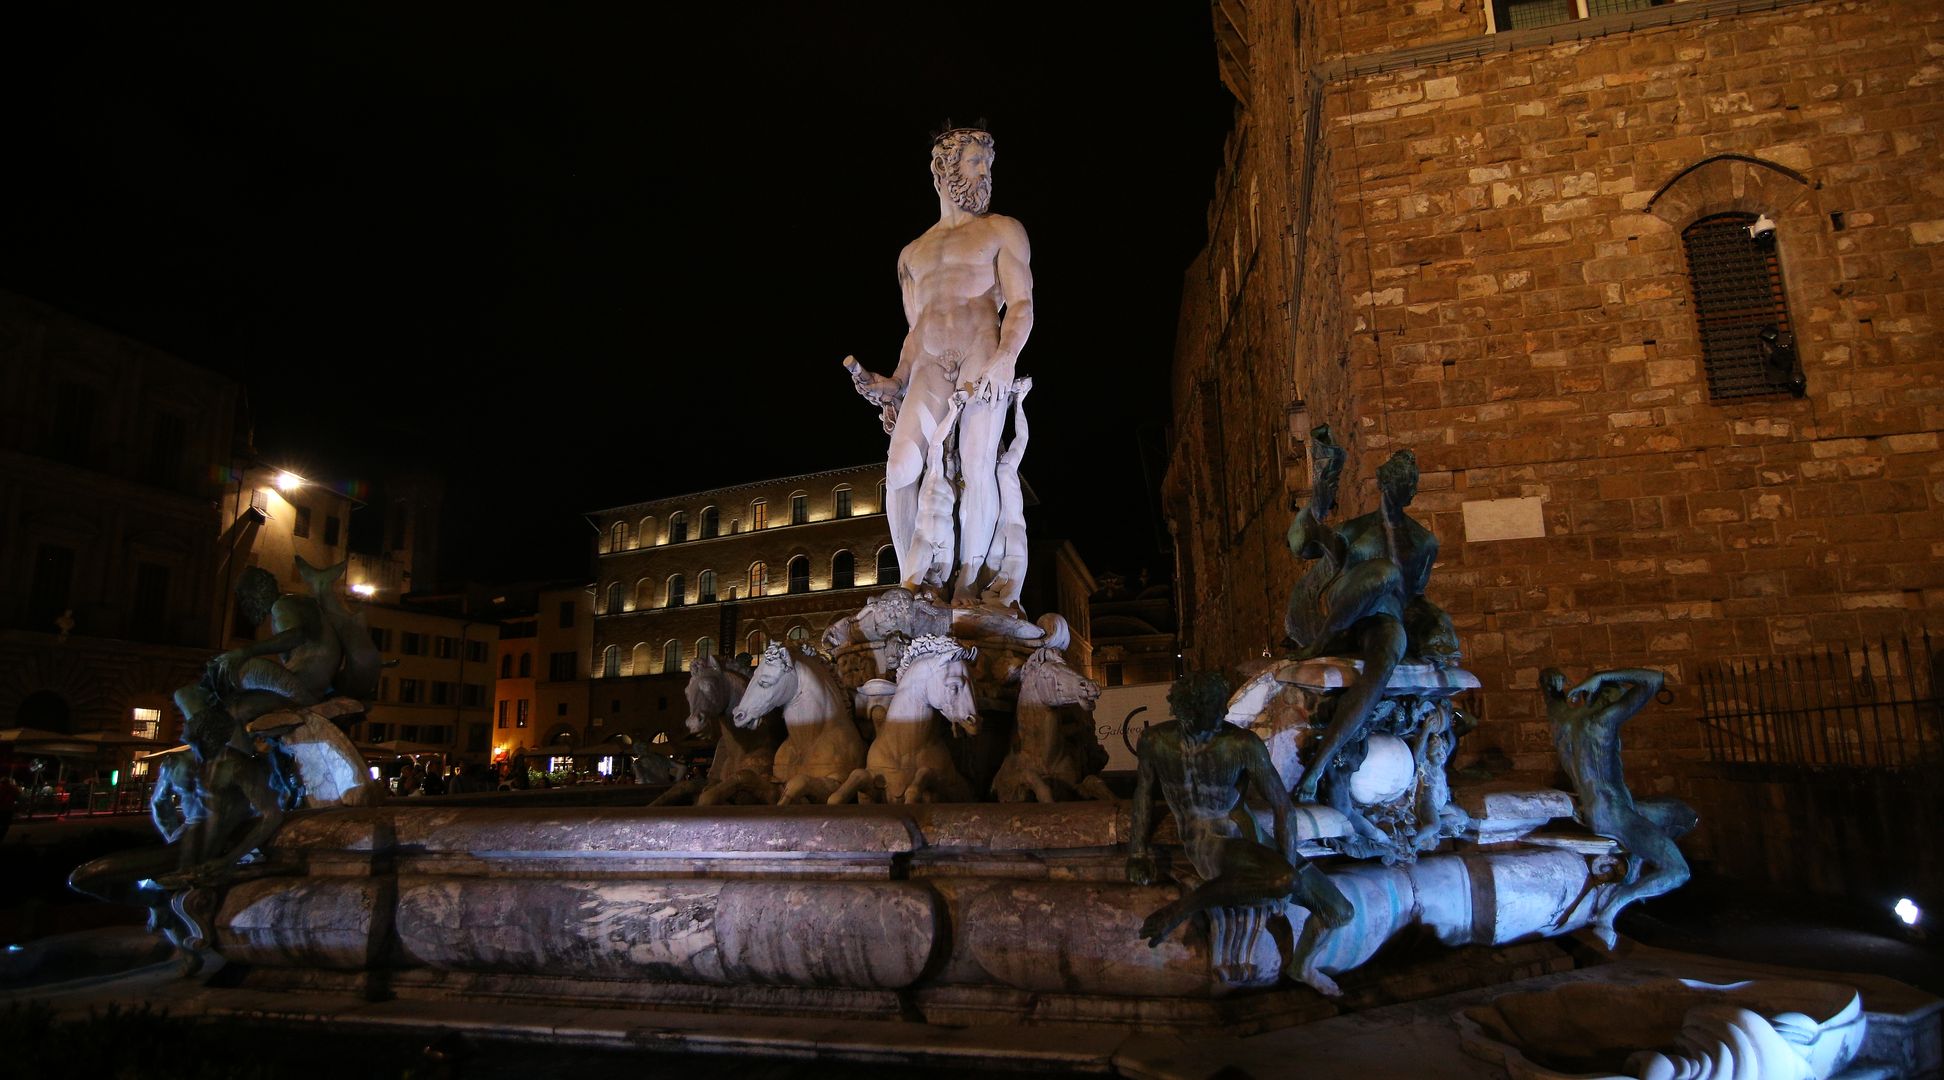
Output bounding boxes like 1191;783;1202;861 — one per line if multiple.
1295;965;1342;997
1590;919;1618;951
1139;907;1185;947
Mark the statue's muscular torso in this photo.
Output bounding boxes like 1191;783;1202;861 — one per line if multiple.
898;213;1026;380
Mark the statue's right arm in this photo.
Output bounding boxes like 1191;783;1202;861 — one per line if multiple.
892;252;921;388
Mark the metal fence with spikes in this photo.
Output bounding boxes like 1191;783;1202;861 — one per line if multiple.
1697;631;1942;773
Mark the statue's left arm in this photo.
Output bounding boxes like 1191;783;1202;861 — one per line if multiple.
1570;668;1663;722
967;217;1034;396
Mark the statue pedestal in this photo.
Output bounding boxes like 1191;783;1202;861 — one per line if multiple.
184;801;1619;1029
1226;659;1481;865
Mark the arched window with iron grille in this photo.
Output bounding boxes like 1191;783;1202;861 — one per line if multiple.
1682;212;1803;400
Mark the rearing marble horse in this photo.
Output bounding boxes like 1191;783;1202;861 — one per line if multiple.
651;653;783;806
993;644;1111;803
832;634;980;804
727;642;864;805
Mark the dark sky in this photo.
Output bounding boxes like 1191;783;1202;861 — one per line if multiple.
2;3;1232;585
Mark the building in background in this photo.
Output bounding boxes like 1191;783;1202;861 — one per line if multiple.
587;465;895;679
0;290;244;756
530;582;594;759
1167;0;1943;895
1088;570;1180;688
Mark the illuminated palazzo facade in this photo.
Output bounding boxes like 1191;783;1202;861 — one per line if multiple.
588;464;894;679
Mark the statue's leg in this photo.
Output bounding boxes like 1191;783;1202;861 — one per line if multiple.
1079;775;1115;802
777;774;810;805
237;658;321;710
1295;609;1406;804
827;768;872;805
953;395;1006;597
901;766;935;806
1140;840;1298;947
1591;815;1690;945
174;684;215;723
1635;796;1699;840
654;779;703;807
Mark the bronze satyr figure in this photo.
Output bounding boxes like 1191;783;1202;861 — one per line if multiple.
1542;667;1698;949
1128;673;1355;994
1283;425;1456;804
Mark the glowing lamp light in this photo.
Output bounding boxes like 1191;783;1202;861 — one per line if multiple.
5;944;22;954
1894;898;1921;926
275;471;305;492
351;583;377;598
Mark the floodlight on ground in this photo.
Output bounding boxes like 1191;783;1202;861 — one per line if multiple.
1895;898;1921;926
276;471;305;492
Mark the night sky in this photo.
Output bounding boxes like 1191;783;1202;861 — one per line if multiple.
2;3;1232;586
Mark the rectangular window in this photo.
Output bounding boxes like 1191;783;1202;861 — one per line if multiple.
379;676;390;702
370;627;391;652
402;631;424;655
131;707;161;741
431;682;453;706
466;640;487;663
549;652;576;681
518;653;532;677
50;381;98;465
557;702;569;717
324;515;341;546
145;414;185;488
28;544;75;631
835;488;852;518
368;722;388;742
1684;213;1802;400
1491;0;1663;30
516;700;530;728
401;724;420;743
791;494;807;525
468;724;488;753
130;563;170;642
400;678;422;704
293;504;312;538
435;636;457;660
558;600;575;628
498;700;508;729
462;683;484;707
751;501;769;530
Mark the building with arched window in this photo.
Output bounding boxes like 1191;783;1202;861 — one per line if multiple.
1163;0;1944;901
587;463;892;713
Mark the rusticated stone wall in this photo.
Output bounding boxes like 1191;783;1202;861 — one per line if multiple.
1166;0;1944;839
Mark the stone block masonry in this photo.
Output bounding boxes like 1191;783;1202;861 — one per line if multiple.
1166;0;1944;860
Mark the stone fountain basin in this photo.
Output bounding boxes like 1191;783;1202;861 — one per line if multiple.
1457;976;1866;1080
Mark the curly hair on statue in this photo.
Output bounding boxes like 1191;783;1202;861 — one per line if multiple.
1167;671;1232;729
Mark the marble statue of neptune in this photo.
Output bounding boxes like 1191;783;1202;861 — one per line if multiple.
847;126;1034;605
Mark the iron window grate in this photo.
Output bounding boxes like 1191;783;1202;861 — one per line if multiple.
1682;213;1798;400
